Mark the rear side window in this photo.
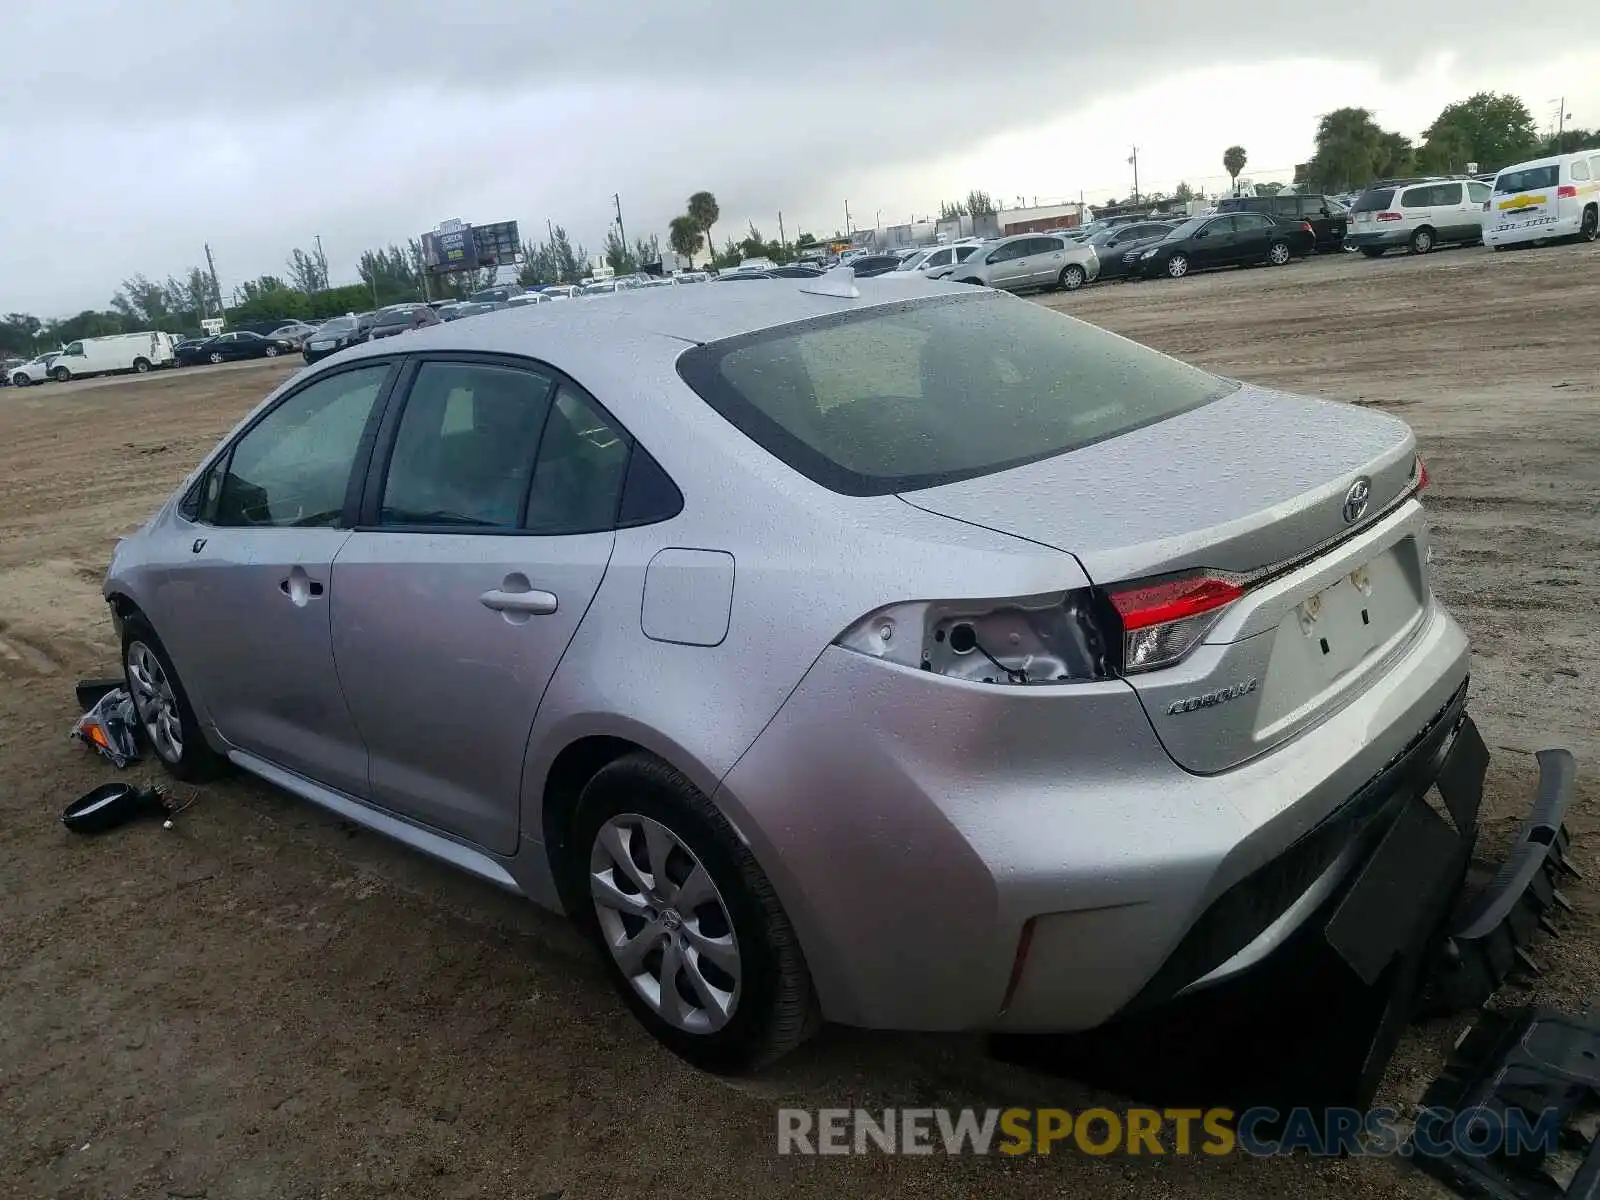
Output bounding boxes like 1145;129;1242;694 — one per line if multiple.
1351;188;1396;213
676;294;1239;496
1400;186;1435;208
1572;160;1591;182
1272;197;1299;217
523;386;632;535
1496;164;1560;193
954;245;979;260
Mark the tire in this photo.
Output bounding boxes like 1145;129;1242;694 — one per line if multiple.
52;366;70;382
208;351;223;364
1165;253;1190;279
1268;241;1292;266
11;374;28;387
1057;263;1086;291
1409;227;1435;255
120;614;226;782
1361;248;1386;258
132;357;151;373
1581;206;1598;242
264;345;280;357
572;753;817;1072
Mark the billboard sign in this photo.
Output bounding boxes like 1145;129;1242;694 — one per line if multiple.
471;220;521;269
421;219;522;275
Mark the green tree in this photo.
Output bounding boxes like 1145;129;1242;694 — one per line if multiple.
668;215;704;264
548;225;586;283
795;232;817;249
938;199;968;219
1307;108;1391;192
1254;181;1285;197
633;234;662;268
1172;181;1196;203
965;190;996;216
603;227;638;275
0;312;44;355
45;310;128;344
687;191;720;262
1546;128;1597;154
1223;145;1248;196
1419;93;1539;174
1376;131;1415;179
286;244;330;293
111;274;179;329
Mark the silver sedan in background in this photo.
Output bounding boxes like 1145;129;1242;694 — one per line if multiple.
947;231;1100;291
105;278;1465;1072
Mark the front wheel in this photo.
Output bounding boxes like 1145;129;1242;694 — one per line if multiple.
121;616;226;782
573;754;817;1073
1165;253;1190;279
1268;241;1292;266
51;366;70;382
208;351;223;364
1058;263;1086;290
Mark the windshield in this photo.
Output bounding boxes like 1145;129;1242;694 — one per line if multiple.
318;318;358;333
676;293;1238;495
894;250;931;271
1496;164;1560;193
1164;217;1209;239
375;309;417;326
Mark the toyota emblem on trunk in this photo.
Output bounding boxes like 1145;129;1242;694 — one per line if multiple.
1343;477;1372;525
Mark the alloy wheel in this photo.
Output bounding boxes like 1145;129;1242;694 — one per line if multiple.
126;641;183;763
1167;254;1189;278
1583;209;1598;242
1060;264;1085;290
589;813;741;1034
209;352;223;364
1269;242;1291;265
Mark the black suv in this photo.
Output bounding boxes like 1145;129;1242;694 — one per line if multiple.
1216;193;1348;251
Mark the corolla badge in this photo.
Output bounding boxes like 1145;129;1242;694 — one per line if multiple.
1167;677;1258;716
1342;477;1372;525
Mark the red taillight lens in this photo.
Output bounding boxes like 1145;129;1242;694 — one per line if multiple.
1108;573;1247;673
1414;454;1429;493
1377;211;1403;222
1301;221;1314;233
1559;185;1578;199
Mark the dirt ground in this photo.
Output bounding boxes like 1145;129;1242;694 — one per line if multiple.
2;244;1597;1199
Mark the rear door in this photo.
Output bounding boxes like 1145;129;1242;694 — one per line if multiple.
1232;212;1276;261
328;356;628;853
1026;236;1067;286
1427;182;1472;242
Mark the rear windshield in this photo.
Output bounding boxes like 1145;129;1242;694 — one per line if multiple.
675;293;1238;495
375;309;418;326
1495;164;1560;193
1351;188;1397;213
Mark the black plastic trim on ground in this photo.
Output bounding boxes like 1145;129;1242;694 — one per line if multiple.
1422;748;1581;1018
1410;1005;1600;1200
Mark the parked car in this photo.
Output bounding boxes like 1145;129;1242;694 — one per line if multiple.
1346;178;1491;256
267;321;320;349
1216;194;1349;251
1483;151;1600;250
1064;214;1149;242
9;351;61;386
366;306;441;341
450;301;509;320
948;232;1100;291
469;286;519;304
175;331;293;366
48;331;176;380
301;317;365;364
1083;222;1175;281
718;265;825;281
894;243;984;279
842;255;905;278
1131;212;1308;279
105;276;1467;1073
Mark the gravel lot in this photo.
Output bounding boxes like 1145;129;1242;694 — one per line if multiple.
2;244;1596;1199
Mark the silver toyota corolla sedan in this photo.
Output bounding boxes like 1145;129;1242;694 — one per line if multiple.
105;271;1464;1072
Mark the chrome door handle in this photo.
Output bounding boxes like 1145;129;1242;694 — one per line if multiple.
479;588;557;615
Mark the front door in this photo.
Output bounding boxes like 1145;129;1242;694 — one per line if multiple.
1193;215;1239;266
151;360;398;795
983;241;1029;289
329;360;630;854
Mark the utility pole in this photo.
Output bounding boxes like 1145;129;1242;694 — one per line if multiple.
844;200;853;236
204;243;222;321
313;234;325;291
778;211;786;245
1129;146;1141;205
613;193;627;255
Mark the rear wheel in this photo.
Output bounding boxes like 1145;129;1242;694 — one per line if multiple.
1058;263;1086;290
572;753;817;1072
1165;253;1190;279
132;357;151;373
1409;227;1435;255
1267;241;1292;266
1581;205;1598;242
121;615;225;781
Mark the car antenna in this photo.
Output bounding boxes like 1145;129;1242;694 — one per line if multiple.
799;265;860;299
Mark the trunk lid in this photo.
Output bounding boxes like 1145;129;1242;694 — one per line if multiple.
901;384;1430;772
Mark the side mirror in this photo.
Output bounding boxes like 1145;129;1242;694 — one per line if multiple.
1194;229;1209;239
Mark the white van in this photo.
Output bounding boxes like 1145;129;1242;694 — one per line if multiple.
47;332;175;381
1484;151;1600;249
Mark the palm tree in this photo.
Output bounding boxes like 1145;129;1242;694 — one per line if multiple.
668;215;704;265
687;192;720;263
1223;145;1248;196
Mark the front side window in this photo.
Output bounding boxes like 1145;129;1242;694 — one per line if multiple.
380;362;554;528
65;342;84;356
955;245;979;261
1203;216;1237;234
215;364;390;527
677;293;1238;496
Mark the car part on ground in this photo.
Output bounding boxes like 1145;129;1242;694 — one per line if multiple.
60;781;170;834
1421;747;1580;1015
69;686;142;768
1409;1006;1600;1199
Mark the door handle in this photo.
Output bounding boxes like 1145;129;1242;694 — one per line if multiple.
280;577;324;597
480;588;557;615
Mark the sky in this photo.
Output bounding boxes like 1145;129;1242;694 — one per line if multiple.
4;0;1597;316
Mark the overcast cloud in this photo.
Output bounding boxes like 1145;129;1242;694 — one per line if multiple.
3;0;1595;315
